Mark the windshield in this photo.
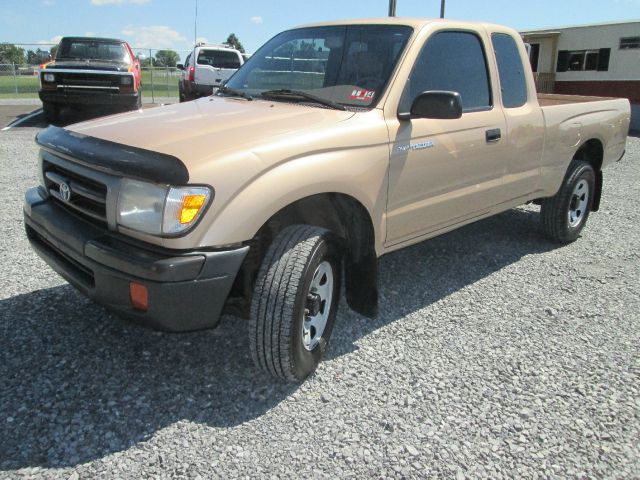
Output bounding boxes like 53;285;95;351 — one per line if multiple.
56;39;130;63
225;25;413;108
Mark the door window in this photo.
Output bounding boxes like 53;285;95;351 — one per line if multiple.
400;31;492;113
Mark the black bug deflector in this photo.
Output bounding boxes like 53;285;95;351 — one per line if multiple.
36;126;190;185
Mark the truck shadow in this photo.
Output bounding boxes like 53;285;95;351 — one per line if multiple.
7;105;155;129
0;207;559;469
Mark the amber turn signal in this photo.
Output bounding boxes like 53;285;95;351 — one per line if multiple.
180;194;207;224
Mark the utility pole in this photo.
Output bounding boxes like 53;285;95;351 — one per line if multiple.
440;0;446;18
388;0;397;17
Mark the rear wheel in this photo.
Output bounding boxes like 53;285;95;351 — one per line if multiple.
249;225;342;382
541;160;595;243
42;102;59;123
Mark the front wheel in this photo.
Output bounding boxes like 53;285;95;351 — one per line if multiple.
541;160;595;243
249;225;342;382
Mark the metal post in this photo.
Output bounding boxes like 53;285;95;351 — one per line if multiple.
149;48;154;103
12;63;18;95
440;0;446;18
388;0;397;17
166;66;169;97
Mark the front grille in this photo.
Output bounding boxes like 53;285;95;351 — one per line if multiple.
43;160;108;225
56;72;120;89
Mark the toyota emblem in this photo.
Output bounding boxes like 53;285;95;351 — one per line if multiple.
59;182;71;202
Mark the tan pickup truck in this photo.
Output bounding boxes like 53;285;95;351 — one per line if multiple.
24;18;630;381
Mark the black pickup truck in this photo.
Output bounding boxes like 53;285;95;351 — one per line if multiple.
39;37;142;122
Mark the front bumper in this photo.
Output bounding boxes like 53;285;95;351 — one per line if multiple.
24;186;248;332
39;89;140;107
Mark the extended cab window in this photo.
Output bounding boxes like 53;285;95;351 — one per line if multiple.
197;50;241;69
492;33;528;108
400;31;491;113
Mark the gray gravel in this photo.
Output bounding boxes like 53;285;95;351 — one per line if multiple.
1;124;639;479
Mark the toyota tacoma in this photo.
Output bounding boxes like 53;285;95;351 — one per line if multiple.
25;18;630;381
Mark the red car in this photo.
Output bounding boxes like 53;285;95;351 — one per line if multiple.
39;37;142;122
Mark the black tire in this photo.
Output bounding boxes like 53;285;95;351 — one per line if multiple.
541;160;595;243
42;102;59;123
249;225;342;382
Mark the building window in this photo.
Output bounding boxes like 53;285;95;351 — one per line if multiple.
584;51;599;70
557;48;610;72
620;37;640;49
568;51;586;71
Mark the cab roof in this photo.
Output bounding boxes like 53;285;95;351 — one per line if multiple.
297;17;513;34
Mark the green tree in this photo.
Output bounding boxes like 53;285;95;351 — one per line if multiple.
225;33;245;53
0;43;26;64
154;49;179;67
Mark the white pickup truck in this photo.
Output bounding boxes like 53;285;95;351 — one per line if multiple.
25;18;630;381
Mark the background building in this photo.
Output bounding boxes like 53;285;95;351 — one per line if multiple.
521;20;640;130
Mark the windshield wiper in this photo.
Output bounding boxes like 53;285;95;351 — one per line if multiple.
217;85;253;101
260;89;346;111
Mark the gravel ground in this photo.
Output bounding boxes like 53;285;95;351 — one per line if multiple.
1;124;638;479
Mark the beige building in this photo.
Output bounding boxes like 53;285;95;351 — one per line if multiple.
521;20;640;130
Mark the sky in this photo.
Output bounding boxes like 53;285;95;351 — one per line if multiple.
1;0;639;57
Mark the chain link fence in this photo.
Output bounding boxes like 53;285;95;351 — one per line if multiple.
0;44;192;102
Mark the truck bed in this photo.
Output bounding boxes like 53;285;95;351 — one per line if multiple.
537;94;630;196
538;93;617;107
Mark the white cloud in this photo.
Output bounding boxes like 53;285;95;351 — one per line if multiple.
41;0;55;6
250;16;263;25
91;0;150;5
121;25;186;49
84;31;96;37
37;35;63;45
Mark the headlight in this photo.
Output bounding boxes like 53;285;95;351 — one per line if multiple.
117;179;212;236
43;73;55;82
120;75;133;85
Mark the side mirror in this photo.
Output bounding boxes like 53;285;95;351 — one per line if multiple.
176;63;184;70
400;91;463;120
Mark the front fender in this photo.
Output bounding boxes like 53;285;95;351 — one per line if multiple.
199;145;390;255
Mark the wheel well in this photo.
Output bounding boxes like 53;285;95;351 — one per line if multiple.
229;193;379;319
574;139;604;211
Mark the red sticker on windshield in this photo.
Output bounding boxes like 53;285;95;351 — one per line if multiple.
350;89;375;100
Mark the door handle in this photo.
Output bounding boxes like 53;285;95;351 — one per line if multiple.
486;128;501;143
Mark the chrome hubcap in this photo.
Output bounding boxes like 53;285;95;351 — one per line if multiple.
568;179;589;228
302;261;333;351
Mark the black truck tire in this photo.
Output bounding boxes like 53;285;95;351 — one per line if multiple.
42;102;59;123
541;160;596;243
249;225;342;382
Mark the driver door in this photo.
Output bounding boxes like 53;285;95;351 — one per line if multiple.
385;30;507;246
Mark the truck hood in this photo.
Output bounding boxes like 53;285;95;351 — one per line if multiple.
68;96;357;171
46;60;130;72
